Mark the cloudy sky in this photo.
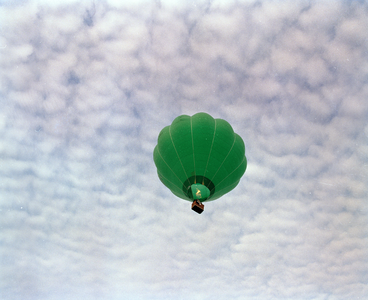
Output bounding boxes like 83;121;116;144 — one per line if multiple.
1;0;367;299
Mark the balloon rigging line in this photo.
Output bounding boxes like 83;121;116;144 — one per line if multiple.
210;133;237;184
203;118;217;187
169;124;189;181
156;170;184;194
156;147;184;191
190;117;196;183
209;156;246;196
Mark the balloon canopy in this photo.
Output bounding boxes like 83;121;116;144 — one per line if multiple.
153;112;247;204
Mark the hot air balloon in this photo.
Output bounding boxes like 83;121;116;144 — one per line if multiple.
153;112;247;214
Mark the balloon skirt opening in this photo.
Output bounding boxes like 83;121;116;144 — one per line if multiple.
183;176;215;200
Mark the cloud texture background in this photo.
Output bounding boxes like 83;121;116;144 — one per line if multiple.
0;0;367;299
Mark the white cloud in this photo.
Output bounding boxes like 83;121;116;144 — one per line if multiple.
0;0;367;300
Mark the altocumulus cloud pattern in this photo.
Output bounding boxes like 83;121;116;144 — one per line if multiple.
0;0;367;300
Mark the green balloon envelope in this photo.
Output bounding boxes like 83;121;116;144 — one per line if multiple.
153;112;247;202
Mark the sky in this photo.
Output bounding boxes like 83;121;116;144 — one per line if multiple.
0;0;367;299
